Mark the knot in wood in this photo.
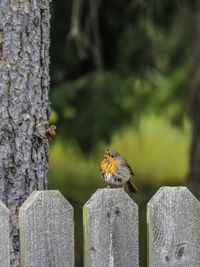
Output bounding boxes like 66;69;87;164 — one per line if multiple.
106;206;121;223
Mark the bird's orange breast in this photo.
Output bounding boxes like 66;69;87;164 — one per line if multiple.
100;157;117;174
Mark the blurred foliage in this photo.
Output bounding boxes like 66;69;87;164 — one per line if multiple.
51;72;150;151
50;0;196;152
51;65;190;151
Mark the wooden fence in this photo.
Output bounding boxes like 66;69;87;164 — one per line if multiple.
1;187;200;266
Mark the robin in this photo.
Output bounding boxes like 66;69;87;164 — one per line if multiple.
100;148;138;193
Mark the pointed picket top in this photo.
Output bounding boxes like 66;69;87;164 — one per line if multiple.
19;190;74;267
85;187;138;208
147;186;200;267
84;188;139;267
0;200;10;266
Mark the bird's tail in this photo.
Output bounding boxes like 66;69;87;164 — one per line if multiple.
127;180;138;193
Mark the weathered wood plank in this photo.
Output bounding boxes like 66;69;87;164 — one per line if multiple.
0;200;10;266
83;188;139;267
19;190;74;267
147;186;200;267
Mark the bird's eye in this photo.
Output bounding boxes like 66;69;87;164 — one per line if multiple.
111;154;114;158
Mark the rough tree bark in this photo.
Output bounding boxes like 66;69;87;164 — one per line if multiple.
188;1;200;199
0;0;50;266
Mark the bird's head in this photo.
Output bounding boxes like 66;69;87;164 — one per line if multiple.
104;149;119;160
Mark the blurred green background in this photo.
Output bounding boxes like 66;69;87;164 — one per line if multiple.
48;1;199;266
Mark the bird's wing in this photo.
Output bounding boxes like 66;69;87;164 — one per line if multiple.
124;162;134;175
117;155;134;175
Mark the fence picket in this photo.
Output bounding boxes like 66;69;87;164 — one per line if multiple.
0;200;10;266
147;186;200;267
19;190;74;267
83;188;139;267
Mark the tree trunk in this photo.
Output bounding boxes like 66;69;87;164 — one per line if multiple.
188;2;200;199
0;0;50;266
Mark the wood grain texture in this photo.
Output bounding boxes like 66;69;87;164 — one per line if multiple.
0;0;50;264
147;186;200;267
19;190;74;267
83;188;139;267
0;200;10;267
